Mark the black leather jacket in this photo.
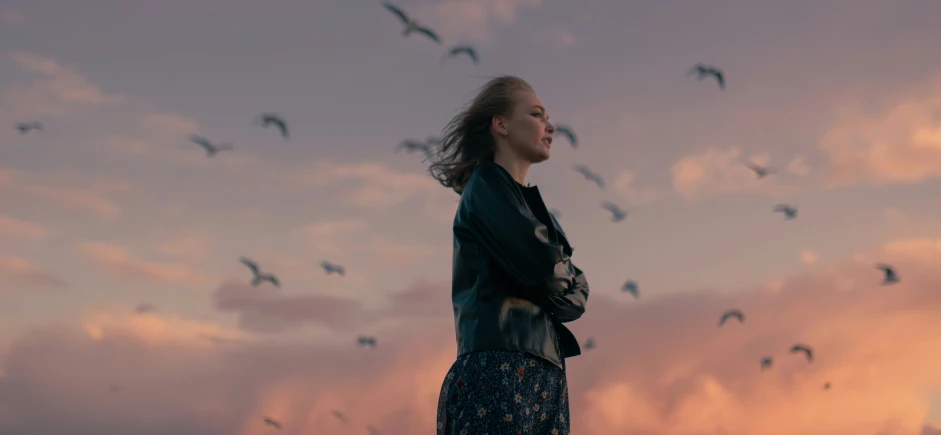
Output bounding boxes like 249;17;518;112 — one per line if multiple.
450;161;590;369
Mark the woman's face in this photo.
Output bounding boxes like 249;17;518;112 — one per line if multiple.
494;90;555;163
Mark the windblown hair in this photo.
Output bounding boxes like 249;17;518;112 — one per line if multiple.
428;76;533;194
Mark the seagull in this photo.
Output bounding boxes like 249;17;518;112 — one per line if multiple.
553;124;577;148
760;356;773;370
789;344;813;363
621;279;639;298
823;382;831;390
256;113;288;140
572;164;604;188
383;2;440;44
357;335;377;348
773;204;798;220
744;160;776;179
263;416;282;430
444;45;478;64
718;309;744;327
332;411;347;424
876;263;899;285
134;303;156;314
15;121;42;134
240;257;280;288
601;201;627;222
395;138;434;159
321;261;345;276
687;63;724;89
584;337;596;350
189;134;233;157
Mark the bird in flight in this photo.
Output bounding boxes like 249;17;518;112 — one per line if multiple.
395;138;434;159
256;113;288;140
15;121;42;134
189;134;233;157
240;257;280;288
789;344;813;363
109;384;123;393
687;63;724;89
134;303;156;314
744;160;776;179
367;425;381;435
444;45;478;64
357;335;377;348
572;164;604;188
321;261;345;276
602;201;627;223
332;411;347;424
621;279;639;298
876;263;899;285
773;204;798;220
263;416;282;430
584;337;596;350
553;124;577;148
760;356;773;370
718;309;744;327
823;382;831;390
383;2;440;44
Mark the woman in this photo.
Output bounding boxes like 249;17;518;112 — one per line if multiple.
430;76;590;435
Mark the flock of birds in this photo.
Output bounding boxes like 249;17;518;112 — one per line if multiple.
8;1;907;432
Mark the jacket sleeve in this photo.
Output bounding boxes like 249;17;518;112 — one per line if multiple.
464;167;588;321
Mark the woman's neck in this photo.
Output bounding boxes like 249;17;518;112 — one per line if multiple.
493;152;531;185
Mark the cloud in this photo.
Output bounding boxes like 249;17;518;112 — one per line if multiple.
612;170;661;205
819;75;941;187
1;237;940;434
76;241;212;286
150;233;214;264
2;52;125;117
0;169;130;220
0;215;52;240
671;147;804;200
0;254;66;289
800;249;819;265
417;0;544;44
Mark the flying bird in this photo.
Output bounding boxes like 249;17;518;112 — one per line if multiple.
367;426;381;435
263;416;282;430
744;160;776;179
109;384;123;393
383;2;440;44
584;337;596;350
15;121;42;134
256;113;288;140
789;344;813;363
240;257;281;288
718;309;744;327
572;164;604;188
357;335;377;348
321;261;345;276
332;411;347;424
602;201;627;222
760;356;773;370
444;45;478;64
553;124;577;148
876;263;899;285
621;279;638;298
134;303;156;314
189;134;233;157
823;382;831;390
773;204;798;220
395;138;434;159
687;63;724;89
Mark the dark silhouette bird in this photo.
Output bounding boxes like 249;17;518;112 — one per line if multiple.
263;416;282;430
621;279;639;298
383;2;440;43
584;337;596;350
744;160;776;179
189;134;233;157
109;384;122;393
823;382;831;390
321;261;345;276
134;303;156;314
601;201;627;222
15;121;42;134
876;263;899;285
760;356;773;370
357;335;377;348
367;425;381;435
395;138;434;159
718;309;744;327
572;164;604;188
332;411;347;424
553;124;577;148
773;204;798;220
790;344;813;363
240;257;280;288
256;113;288;140
444;45;478;64
687;63;724;89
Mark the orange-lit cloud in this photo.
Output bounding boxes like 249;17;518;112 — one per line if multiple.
76;241;212;285
0;254;66;289
0;214;52;240
671;147;806;200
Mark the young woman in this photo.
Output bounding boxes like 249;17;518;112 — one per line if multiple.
431;76;590;435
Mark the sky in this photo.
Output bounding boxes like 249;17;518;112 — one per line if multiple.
1;0;941;433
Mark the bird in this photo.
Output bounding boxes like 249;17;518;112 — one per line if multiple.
718;309;744;327
367;425;381;435
773;204;798;220
15;121;42;134
601;201;627;223
687;63;724;89
134;303;156;314
553;124;577;148
332;411;347;424
239;257;281;288
572;164;604;188
875;263;899;285
744;160;776;179
760;356;773;370
383;2;440;44
109;384;122;393
263;416;282;430
395;138;434;159
189;134;233;157
357;335;377;348
256;113;288;140
823;382;831;390
621;279;639;298
789;344;813;363
321;261;345;276
444;45;478;64
584;337;596;350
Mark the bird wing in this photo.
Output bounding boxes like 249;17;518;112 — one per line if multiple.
686;64;704;76
275;120;288;138
189;134;211;147
268;275;280;287
383;2;410;23
713;71;725;89
240;258;260;275
416;26;440;43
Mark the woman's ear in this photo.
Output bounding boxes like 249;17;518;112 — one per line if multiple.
491;115;508;137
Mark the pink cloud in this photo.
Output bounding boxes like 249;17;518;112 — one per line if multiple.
76;241;212;285
0;215;52;239
0;254;66;290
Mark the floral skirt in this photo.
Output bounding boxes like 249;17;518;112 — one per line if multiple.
436;350;569;435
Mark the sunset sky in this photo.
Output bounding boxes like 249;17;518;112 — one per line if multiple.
2;0;941;434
